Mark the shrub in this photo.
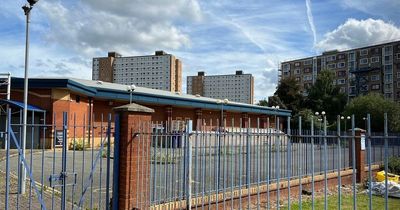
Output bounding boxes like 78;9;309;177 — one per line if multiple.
388;156;400;174
69;139;90;151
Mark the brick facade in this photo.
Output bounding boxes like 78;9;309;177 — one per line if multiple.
3;87;283;148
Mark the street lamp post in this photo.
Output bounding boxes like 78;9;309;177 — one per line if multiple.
20;0;39;194
271;106;280;130
127;84;136;104
217;99;229;128
216;99;228;190
363;117;367;130
341;116;351;132
315;111;326;148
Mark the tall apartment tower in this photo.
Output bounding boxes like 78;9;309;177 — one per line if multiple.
92;51;182;92
187;71;254;104
279;40;400;101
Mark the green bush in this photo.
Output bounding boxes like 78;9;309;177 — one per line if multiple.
69;139;90;151
388;156;400;174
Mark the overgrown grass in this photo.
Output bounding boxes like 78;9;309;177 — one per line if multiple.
283;193;400;210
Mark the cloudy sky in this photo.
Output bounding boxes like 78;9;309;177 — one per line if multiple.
1;0;400;102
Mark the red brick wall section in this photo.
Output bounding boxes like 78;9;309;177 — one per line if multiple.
117;111;152;210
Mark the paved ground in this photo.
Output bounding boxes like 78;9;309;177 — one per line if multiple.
0;149;113;209
0;142;398;208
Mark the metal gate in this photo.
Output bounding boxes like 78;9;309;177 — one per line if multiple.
1;110;116;210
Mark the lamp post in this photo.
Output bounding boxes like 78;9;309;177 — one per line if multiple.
363;117;367;130
20;0;39;194
216;99;229;128
216;99;228;190
341;116;351;132
126;84;136;104
315;111;326;148
271;105;280;130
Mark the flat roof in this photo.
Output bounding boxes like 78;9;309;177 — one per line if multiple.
10;77;291;117
281;39;400;64
0;99;45;112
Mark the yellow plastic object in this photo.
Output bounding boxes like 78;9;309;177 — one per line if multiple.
376;170;399;183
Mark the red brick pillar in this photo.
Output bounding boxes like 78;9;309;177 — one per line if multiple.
114;104;154;210
349;129;366;183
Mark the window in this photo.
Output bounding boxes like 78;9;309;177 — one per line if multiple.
397;81;400;89
385;65;393;73
295;62;300;67
385;74;393;83
348;52;355;61
360;58;368;65
384;55;393;64
371;75;380;81
326;55;336;62
397;53;400;59
337;62;345;68
303;75;312;81
327;63;336;69
304;68;312;73
360;49;368;56
283;63;290;71
294;68;301;75
303;59;312;65
385;83;393;91
295;77;300;81
384;46;393;55
398;72;400;79
337;71;346;77
349;86;356;94
337;79;346;85
371;84;380;90
338;54;345;59
371;57;380;63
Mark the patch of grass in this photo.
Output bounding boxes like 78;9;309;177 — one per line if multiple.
283;193;400;210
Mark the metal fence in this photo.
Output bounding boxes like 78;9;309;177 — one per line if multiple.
138;114;400;209
2;111;400;209
1;110;115;210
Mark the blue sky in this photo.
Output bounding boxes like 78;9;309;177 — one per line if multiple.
1;0;400;102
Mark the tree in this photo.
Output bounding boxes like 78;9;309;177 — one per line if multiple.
343;93;400;132
272;77;303;114
291;108;322;129
266;95;287;109
306;70;347;123
257;98;268;106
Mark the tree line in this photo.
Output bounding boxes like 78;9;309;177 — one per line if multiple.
260;70;400;132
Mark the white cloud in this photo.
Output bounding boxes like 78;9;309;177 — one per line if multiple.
316;18;400;51
37;0;202;56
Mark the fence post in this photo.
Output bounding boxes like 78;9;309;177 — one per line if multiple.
113;104;154;210
185;122;192;209
349;128;366;183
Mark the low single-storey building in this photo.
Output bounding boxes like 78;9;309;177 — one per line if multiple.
0;77;291;148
